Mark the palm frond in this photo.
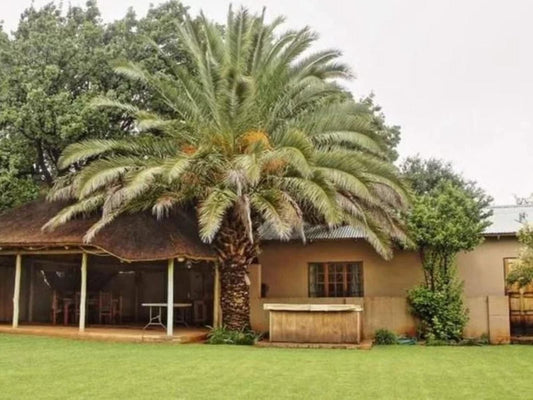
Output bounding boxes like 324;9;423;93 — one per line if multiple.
198;188;237;242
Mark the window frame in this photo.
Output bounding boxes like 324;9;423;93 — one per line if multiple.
308;261;364;298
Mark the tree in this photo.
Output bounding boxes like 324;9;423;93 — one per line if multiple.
506;224;533;289
403;158;492;341
515;194;533;206
401;156;492;212
0;1;191;212
359;94;401;161
45;7;410;331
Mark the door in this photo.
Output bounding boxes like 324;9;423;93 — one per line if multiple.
504;258;533;336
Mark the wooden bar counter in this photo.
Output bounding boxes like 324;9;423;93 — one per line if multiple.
263;304;363;344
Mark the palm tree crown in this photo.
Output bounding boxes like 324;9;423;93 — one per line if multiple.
46;7;409;260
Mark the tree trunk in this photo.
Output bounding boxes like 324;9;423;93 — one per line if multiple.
213;217;257;331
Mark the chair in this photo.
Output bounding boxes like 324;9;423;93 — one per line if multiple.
112;296;123;324
50;291;63;325
193;300;208;325
98;292;114;324
74;292;81;324
175;306;189;327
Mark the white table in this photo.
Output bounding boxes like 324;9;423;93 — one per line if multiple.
142;303;192;330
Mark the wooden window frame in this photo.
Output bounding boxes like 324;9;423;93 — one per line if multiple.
308;261;363;298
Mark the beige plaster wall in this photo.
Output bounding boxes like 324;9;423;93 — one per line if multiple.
253;236;517;342
458;236;520;297
258;239;424;298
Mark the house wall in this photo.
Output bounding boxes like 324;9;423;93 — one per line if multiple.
252;236;517;343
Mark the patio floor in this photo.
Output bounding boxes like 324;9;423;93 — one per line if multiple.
0;324;208;343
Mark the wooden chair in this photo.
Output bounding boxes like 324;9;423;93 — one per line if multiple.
50;291;63;325
175;306;189;327
112;296;123;324
193;300;208;325
98;291;114;324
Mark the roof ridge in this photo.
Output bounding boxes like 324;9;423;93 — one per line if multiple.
490;204;533;209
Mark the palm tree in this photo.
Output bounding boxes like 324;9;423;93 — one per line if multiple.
44;7;410;331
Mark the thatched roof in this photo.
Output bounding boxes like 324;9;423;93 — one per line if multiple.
0;200;216;262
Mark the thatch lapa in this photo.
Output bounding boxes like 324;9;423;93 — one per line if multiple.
0;200;220;339
0;200;216;261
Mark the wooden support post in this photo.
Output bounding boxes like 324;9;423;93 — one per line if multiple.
356;310;361;344
213;262;221;328
12;254;22;328
79;253;88;332
167;258;174;337
134;271;140;323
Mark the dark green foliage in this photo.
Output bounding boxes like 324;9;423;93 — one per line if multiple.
374;328;398;345
0;175;41;212
0;1;190;209
506;263;533;289
206;326;261;345
407;181;489;261
359;94;401;161
402;157;493;212
506;224;533;289
408;284;467;342
460;334;489;346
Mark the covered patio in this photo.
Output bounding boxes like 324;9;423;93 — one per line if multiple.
0;200;221;341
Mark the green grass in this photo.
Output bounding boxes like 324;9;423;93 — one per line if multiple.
1;334;532;400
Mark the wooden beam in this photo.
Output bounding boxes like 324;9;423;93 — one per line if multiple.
79;253;88;332
12;254;22;328
167;258;174;337
0;249;105;256
213;262;221;328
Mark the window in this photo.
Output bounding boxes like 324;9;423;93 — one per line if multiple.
308;262;363;297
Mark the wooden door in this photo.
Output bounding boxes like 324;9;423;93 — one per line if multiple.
505;258;533;336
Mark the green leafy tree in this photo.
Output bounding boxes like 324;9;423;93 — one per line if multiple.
0;1;191;211
403;158;492;341
0;2;122;185
45;7;410;330
359;94;401;161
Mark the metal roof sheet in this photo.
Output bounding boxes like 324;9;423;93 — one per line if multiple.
484;204;533;235
262;204;533;241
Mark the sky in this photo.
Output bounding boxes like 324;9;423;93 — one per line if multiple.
1;0;532;204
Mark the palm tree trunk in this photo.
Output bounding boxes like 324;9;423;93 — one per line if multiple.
213;218;257;331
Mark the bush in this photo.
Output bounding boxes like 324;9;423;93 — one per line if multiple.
374;329;398;345
206;326;261;345
408;284;468;342
459;334;489;346
426;333;489;346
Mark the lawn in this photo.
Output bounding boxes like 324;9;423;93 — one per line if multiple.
1;334;532;400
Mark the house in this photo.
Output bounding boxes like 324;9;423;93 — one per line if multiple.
0;201;531;343
250;204;533;343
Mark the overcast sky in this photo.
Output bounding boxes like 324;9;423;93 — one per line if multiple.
1;0;532;204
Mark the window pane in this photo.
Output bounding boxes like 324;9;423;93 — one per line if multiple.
309;262;363;297
347;263;363;297
309;263;318;297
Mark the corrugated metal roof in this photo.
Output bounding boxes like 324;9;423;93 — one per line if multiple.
262;204;533;241
484;204;533;235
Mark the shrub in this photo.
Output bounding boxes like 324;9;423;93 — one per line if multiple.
206;326;261;345
460;334;489;346
425;336;451;346
374;328;398;345
408;284;468;342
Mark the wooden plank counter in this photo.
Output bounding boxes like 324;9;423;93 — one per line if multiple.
264;303;363;344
